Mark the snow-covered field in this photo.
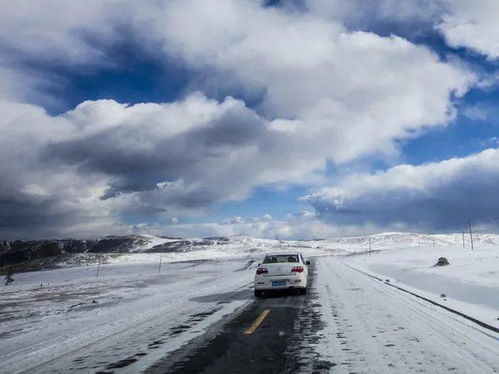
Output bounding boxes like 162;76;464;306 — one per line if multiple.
45;235;343;268
344;236;499;328
0;258;257;373
53;232;499;266
0;232;497;372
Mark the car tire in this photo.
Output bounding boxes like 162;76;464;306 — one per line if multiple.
254;290;263;298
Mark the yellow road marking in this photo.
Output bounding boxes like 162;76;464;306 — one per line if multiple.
244;309;271;335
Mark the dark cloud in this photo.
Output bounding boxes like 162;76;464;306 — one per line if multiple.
44;97;267;208
0;197;79;240
306;0;444;38
306;149;499;231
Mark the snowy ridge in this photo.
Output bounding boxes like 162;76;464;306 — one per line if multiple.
105;231;499;268
216;232;499;256
2;232;499;271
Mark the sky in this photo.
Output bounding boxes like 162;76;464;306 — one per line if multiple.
0;0;498;240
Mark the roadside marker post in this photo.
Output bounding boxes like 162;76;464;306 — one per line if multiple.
468;221;474;251
96;258;101;278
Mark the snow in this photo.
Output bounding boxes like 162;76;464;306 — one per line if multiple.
129;234;184;252
49;232;499;267
1;232;497;372
344;240;499;328
311;257;499;373
99;236;341;266
0;259;256;373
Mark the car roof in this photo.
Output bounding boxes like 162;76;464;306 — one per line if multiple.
265;252;300;256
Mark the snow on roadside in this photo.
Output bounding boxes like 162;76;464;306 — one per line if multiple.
313;258;499;373
344;243;499;328
0;258;255;373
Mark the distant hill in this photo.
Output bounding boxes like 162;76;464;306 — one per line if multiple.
0;235;228;271
1;232;498;274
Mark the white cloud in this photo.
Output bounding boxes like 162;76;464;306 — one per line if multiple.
306;0;499;61
0;93;325;238
306;0;443;27
222;216;246;225
462;104;488;121
158;1;472;167
305;148;499;230
0;0;128;65
437;0;499;60
138;214;381;240
261;214;273;221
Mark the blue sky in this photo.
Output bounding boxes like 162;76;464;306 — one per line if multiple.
0;0;498;239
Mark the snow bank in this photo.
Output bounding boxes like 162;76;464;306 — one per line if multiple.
344;240;499;328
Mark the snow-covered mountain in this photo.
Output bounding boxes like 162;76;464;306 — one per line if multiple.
2;232;499;272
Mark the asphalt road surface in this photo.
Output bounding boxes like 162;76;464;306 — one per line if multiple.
145;263;326;374
144;259;499;374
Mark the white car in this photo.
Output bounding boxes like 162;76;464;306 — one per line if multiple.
253;252;310;297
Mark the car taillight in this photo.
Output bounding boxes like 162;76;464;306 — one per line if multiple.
256;267;268;275
291;266;304;273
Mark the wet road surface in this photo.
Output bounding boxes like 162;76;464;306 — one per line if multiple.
144;258;499;374
145;263;326;374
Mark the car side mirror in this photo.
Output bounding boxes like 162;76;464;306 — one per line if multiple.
306;261;311;265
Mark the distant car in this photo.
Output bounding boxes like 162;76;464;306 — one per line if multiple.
254;252;310;297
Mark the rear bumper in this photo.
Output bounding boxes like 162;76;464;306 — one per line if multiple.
254;276;307;290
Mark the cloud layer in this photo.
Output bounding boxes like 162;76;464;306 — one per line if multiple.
438;0;499;60
0;0;497;238
306;0;499;60
305;148;499;231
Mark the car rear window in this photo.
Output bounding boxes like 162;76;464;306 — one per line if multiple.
263;255;299;263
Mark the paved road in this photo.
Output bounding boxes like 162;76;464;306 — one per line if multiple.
145;258;499;374
145;263;322;374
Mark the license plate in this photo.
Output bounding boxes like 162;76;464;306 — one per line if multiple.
272;280;286;287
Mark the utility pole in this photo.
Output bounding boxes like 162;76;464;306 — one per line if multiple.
462;231;465;248
158;255;162;273
468;221;474;250
368;238;372;255
96;258;101;278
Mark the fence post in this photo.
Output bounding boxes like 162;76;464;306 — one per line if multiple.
96;258;101;278
468;221;474;250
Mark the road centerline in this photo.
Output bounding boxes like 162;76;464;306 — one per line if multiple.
243;309;271;335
